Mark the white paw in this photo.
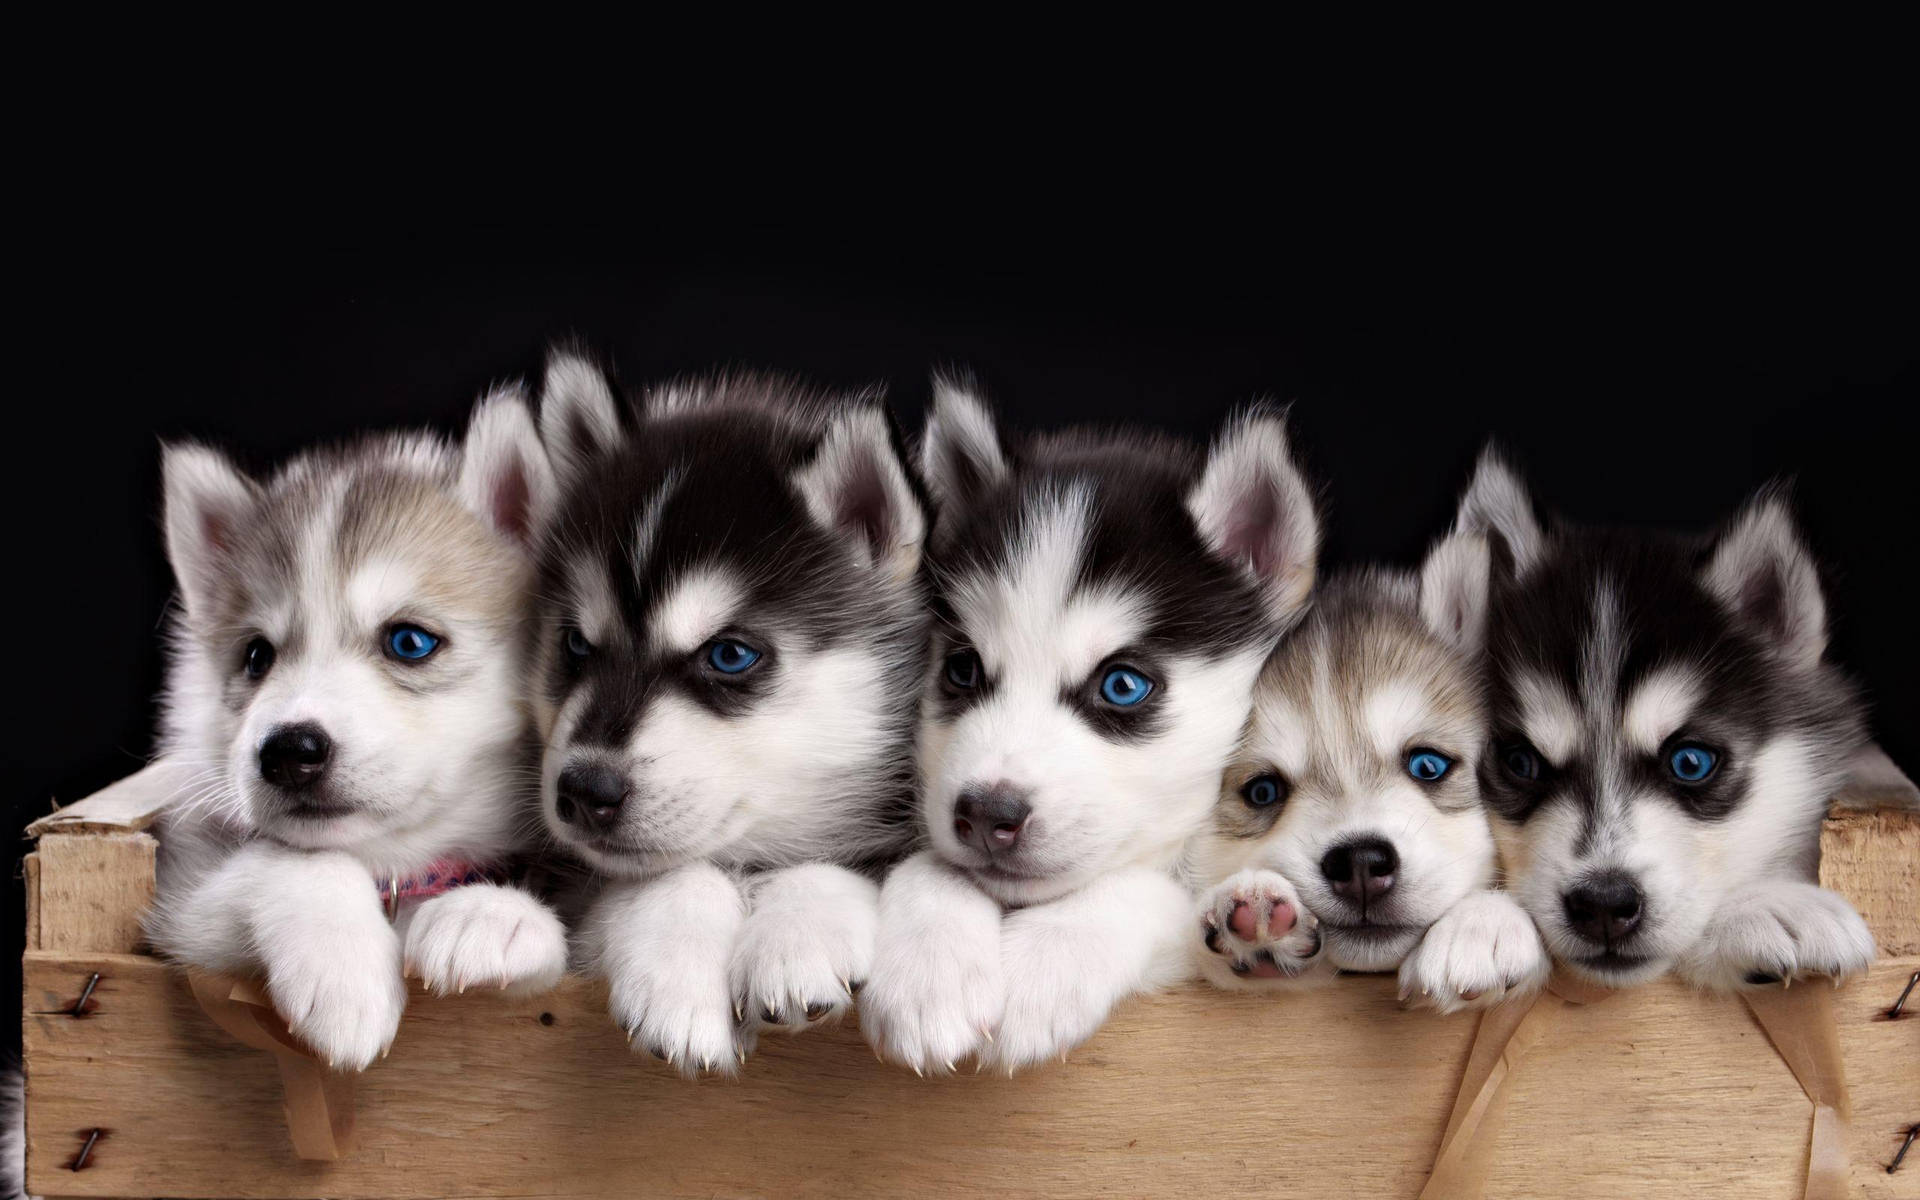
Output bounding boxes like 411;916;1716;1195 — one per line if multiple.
1682;881;1877;992
860;911;1003;1074
983;933;1119;1074
1399;890;1550;1014
404;885;568;997
607;953;747;1078
730;866;876;1032
1195;868;1330;992
263;927;407;1071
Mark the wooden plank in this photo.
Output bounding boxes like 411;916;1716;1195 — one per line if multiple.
24;850;41;951
1820;808;1920;956
34;834;156;955
26;761;191;838
23;952;1920;1200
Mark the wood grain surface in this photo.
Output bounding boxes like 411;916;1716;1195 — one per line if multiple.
23;952;1920;1199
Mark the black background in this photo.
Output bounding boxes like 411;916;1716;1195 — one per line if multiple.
8;215;1916;1054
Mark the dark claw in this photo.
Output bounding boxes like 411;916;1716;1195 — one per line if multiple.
760;1005;782;1025
1203;925;1223;954
643;1042;668;1061
803;1001;831;1021
849;978;865;994
1745;970;1784;986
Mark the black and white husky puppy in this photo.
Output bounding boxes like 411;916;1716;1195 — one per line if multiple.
1456;452;1877;990
1189;536;1550;1013
860;381;1319;1073
145;390;569;1070
531;351;927;1076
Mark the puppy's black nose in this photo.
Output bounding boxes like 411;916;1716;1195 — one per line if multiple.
953;783;1032;856
556;763;630;834
258;723;331;791
1563;873;1644;946
1321;836;1399;907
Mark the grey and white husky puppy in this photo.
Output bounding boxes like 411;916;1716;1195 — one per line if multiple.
144;390;568;1069
1456;452;1878;990
530;351;928;1076
1189;536;1550;1013
860;381;1319;1073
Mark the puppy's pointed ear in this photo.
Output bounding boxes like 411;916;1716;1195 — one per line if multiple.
162;442;262;616
920;373;1009;526
1454;447;1544;578
1418;531;1493;654
794;403;928;582
537;346;623;489
459;383;555;550
1701;490;1828;671
1187;408;1321;626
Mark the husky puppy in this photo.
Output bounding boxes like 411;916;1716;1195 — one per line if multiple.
1189;541;1550;1012
1455;452;1877;990
859;381;1319;1073
531;352;927;1076
144;391;569;1069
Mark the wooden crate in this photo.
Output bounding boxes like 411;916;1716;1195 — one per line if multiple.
21;763;1920;1199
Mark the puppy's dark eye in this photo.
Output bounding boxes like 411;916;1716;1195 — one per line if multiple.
1501;743;1542;781
1240;773;1289;808
243;637;275;680
944;649;983;689
1668;743;1719;783
563;625;593;660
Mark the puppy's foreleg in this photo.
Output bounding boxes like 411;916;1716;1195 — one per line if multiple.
1678;879;1876;991
986;867;1191;1073
729;862;877;1032
1398;888;1550;1013
859;851;1005;1074
404;883;569;997
587;863;747;1077
150;842;406;1070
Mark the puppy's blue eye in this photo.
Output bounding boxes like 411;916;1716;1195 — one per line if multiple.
386;625;441;661
706;639;762;674
1669;744;1719;783
1240;774;1288;808
1503;744;1541;781
564;626;593;659
1099;667;1153;707
1407;750;1453;782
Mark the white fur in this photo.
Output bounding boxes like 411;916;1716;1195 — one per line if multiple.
146;392;565;1063
1398;890;1551;1013
1454;448;1544;573
404;884;569;998
585;864;749;1077
1702;497;1829;672
728;863;878;1030
1624;668;1704;754
648;567;743;654
539;349;623;487
854;852;1007;1072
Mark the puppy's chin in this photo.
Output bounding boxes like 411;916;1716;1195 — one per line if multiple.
1324;924;1424;972
255;807;386;852
1554;946;1672;988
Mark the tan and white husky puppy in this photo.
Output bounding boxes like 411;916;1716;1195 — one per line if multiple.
145;388;567;1069
1191;534;1551;1013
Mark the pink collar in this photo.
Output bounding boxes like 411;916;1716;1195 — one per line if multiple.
377;859;499;920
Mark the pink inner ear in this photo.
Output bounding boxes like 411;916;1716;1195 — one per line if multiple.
1221;477;1284;580
491;457;533;544
200;508;233;555
832;447;894;559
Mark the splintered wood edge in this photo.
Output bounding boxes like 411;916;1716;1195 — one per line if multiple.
25;761;192;837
